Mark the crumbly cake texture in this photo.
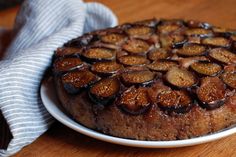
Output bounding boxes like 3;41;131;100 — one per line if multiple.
52;18;236;140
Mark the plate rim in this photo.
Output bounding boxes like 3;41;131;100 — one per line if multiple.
40;78;236;148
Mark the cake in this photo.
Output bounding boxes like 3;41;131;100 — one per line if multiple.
52;18;236;140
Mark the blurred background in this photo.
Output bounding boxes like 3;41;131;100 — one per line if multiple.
0;0;22;10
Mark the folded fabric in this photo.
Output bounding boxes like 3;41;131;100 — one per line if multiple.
0;0;117;156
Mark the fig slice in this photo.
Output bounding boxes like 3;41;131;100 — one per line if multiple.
160;34;186;48
82;47;116;62
91;61;123;76
185;28;213;37
176;44;206;56
202;37;231;47
62;70;100;94
118;55;150;66
55;47;82;57
89;77;120;106
118;87;151;115
147;60;178;72
53;57;84;74
209;48;236;64
186;20;212;29
121;70;155;86
197;77;226;109
147;48;170;61
221;72;236;89
158;23;183;34
166;67;197;88
101;33;126;44
126;26;153;37
122;39;150;54
158;90;193;113
190;61;222;76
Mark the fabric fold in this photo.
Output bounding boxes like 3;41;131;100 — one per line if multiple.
0;0;117;156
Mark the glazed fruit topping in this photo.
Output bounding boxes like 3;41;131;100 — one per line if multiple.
101;33;126;44
176;44;206;56
190;61;222;76
158;90;192;113
118;55;150;66
209;48;236;64
121;70;155;86
62;70;99;94
197;77;226;109
202;37;231;47
53;57;84;74
147;60;178;72
119;87;151;115
91;61;122;76
122;39;150;54
82;47;116;62
89;77;120;105
166;67;197;88
221;72;236;89
148;48;170;61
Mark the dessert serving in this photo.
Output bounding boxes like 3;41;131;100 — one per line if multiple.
52;18;236;140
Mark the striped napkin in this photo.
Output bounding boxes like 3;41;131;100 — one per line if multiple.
0;0;117;156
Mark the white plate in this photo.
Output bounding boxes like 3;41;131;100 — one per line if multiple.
40;77;236;148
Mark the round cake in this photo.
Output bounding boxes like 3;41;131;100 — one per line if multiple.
52;18;236;140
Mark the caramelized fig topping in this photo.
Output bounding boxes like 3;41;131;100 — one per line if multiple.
91;61;122;76
122;39;150;54
101;33;126;44
197;77;226;109
209;48;236;64
190;61;222;76
186;20;212;29
176;44;206;56
147;60;178;72
89;77;120;105
62;70;99;94
119;87;151;115
121;70;155;86
53;57;84;74
55;47;82;57
126;26;153;37
158;90;192;113
118;55;150;66
148;48;170;61
82;47;116;62
166;67;197;88
202;37;231;47
160;34;186;48
185;28;213;37
221;72;236;89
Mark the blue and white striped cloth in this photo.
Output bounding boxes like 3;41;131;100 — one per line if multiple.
0;0;117;156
